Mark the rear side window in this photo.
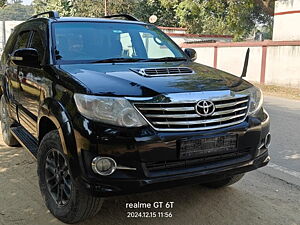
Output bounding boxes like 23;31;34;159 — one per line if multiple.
30;32;44;62
13;31;31;51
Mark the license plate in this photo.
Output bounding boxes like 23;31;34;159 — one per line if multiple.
179;135;237;159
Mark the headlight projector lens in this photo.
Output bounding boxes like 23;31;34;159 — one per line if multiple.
91;157;117;176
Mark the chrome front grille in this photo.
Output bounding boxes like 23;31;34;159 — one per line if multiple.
133;96;249;131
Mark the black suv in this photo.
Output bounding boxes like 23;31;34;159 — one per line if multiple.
0;11;270;223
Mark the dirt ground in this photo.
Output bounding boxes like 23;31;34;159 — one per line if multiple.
254;82;300;100
0;131;299;225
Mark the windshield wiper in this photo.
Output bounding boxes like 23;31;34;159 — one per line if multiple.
91;58;147;63
145;57;187;62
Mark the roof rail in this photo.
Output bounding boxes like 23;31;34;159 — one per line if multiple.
29;11;60;20
102;14;139;21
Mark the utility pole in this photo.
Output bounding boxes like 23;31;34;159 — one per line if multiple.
2;20;5;47
104;0;108;16
1;4;7;53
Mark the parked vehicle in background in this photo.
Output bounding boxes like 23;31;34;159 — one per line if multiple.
0;11;271;223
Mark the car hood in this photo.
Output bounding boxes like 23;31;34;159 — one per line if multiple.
58;61;252;97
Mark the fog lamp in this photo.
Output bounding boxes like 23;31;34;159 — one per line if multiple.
91;157;117;176
265;133;271;148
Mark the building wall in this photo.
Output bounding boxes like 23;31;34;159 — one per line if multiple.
265;45;300;87
217;47;263;83
166;33;233;45
273;0;300;41
158;26;187;34
194;47;215;67
170;36;186;45
0;21;23;52
181;41;300;88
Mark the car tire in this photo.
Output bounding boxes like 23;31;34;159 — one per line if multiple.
37;130;103;223
0;95;20;146
203;173;245;188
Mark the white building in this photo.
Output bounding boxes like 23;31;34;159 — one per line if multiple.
273;0;300;41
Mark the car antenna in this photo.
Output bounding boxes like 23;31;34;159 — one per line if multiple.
241;48;250;78
231;48;250;87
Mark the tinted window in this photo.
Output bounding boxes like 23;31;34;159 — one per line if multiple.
53;22;185;62
14;31;31;51
30;32;44;62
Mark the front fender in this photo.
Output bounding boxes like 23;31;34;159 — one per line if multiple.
38;98;81;178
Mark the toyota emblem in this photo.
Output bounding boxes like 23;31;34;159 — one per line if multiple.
195;100;215;116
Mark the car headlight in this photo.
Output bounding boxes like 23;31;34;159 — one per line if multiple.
238;86;263;115
74;94;147;127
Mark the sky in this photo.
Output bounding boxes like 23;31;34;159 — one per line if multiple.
22;0;33;5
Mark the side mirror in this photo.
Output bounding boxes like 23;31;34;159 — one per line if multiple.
184;48;197;62
10;48;39;68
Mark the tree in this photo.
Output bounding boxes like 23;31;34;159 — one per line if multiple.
32;0;74;16
254;0;275;16
0;0;6;7
32;0;178;25
107;0;136;15
32;0;273;41
0;3;34;20
164;0;272;41
32;0;137;17
134;0;179;26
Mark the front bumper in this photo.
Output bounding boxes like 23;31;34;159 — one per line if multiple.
80;150;269;197
72;108;270;197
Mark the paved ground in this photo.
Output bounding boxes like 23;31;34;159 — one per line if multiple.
0;95;300;225
264;96;300;173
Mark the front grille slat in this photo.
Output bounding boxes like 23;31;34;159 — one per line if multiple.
138;106;195;112
213;106;248;116
133;95;249;132
152;113;246;125
146;152;251;173
215;99;248;109
146;113;200;118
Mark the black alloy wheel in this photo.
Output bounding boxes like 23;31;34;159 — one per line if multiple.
45;148;72;207
38;130;103;223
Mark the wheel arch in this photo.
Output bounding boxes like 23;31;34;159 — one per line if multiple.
38;98;77;158
38;98;81;178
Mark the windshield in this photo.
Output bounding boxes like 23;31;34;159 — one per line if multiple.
52;22;186;63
